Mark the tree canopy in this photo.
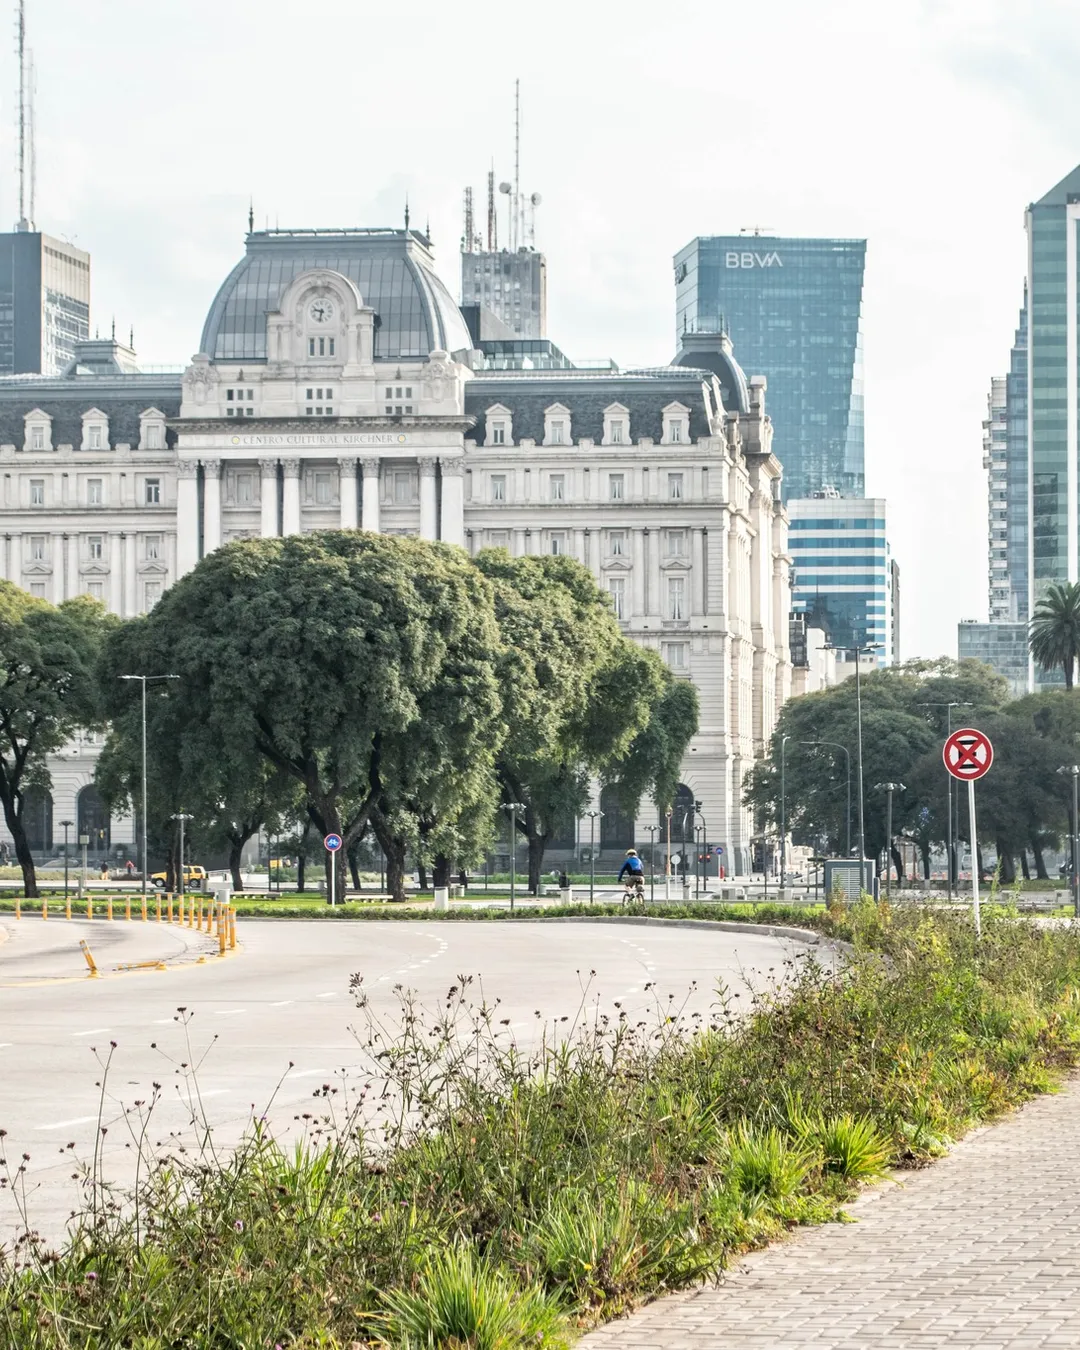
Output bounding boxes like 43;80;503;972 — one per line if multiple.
1030;582;1080;689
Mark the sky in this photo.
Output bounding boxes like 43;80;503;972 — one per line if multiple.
14;0;1080;658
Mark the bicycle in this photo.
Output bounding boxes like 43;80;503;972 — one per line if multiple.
621;876;645;906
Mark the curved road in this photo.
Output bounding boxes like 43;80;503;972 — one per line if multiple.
0;915;813;1244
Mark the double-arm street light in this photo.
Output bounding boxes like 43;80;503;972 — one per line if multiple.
502;802;526;911
1057;766;1080;920
875;781;906;900
795;740;851;857
170;812;194;896
833;642;881;866
119;673;179;896
585;808;603;903
779;735;791;886
919;701;972;899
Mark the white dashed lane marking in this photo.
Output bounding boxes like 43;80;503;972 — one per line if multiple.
72;1028;109;1037
37;1115;98;1131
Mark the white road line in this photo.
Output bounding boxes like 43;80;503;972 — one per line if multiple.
287;1068;328;1079
37;1115;98;1131
0;1042;11;1048
72;1028;108;1037
214;1009;246;1016
315;992;337;999
270;1000;293;1007
152;1017;174;1024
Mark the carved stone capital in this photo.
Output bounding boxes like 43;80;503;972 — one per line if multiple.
281;458;301;478
417;456;438;475
201;457;221;478
361;457;381;477
439;458;465;478
258;457;279;476
176;460;200;480
337;456;359;473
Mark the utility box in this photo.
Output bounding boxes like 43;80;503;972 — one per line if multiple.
823;859;873;902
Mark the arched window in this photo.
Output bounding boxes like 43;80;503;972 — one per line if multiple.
77;784;110;854
21;786;53;852
600;785;635;849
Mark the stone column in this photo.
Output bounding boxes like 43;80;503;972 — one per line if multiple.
51;533;64;604
259;458;279;538
418;457;438;540
202;458;222;556
361;458;380;532
692;527;705;615
513;528;526;557
109;533;122;613
176;460;200;576
281;459;301;536
65;533;79;600
631;529;646;617
338;457;358;529
124;532;137;615
439;459;465;547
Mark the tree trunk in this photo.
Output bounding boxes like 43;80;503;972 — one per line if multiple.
1020;849;1030;880
348;846;362;891
995;845;1015;884
228;836;245;892
1066;658;1074;691
417;863;429;890
3;798;38;898
889;843;905;882
919;839;931;880
383;838;407;903
527;829;547;896
433;853;450;888
1031;836;1049;881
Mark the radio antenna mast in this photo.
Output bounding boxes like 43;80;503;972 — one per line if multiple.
26;47;35;229
512;78;520;251
16;0;27;230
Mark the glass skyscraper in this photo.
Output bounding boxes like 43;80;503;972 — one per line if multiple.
673;236;866;502
0;231;90;375
1006;294;1029;622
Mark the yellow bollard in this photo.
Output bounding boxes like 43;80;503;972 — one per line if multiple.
155;893;161;923
86;894;92;921
106;896;113;921
79;939;98;977
141;894;148;922
229;906;237;949
65;894;71;921
167;894;173;924
218;913;226;956
41;897;47;921
187;895;194;928
13;894;20;920
125;895;132;922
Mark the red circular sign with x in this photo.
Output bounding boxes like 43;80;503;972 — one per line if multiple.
943;727;994;781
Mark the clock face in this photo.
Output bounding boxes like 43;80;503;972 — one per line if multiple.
309;298;335;324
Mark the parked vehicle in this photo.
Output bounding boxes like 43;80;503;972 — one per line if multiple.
150;864;208;889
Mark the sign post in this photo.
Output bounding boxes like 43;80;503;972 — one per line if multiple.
324;832;343;907
943;728;994;938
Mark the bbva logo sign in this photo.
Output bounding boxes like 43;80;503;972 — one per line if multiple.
725;251;783;268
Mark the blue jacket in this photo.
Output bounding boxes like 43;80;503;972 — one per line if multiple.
618;856;645;880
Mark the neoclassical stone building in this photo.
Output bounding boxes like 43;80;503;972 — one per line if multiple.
0;226;790;874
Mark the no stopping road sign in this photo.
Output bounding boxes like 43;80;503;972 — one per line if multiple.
943;728;994;782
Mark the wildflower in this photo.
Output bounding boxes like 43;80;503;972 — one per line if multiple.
234;1220;244;1233
86;1272;97;1282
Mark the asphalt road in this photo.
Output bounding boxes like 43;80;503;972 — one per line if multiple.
0;914;811;1246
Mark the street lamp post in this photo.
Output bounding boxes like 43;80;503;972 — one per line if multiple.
918;701;972;900
645;824;658;904
1058;766;1080;920
795;740;851;857
875;782;906;901
119;673;179;897
694;800;708;894
835;643;881;874
171;812;193;896
780;734;790;888
664;807;673;900
60;819;73;895
502;802;526;912
585;808;603;904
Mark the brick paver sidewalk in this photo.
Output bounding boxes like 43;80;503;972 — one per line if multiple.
580;1077;1080;1349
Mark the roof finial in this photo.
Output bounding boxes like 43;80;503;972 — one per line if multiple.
248;198;254;233
111;316;115;340
404;195;410;231
425;216;431;242
129;324;134;348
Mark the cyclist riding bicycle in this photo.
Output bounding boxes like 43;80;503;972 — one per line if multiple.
618;849;646;901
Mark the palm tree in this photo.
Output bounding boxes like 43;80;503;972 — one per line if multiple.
1030;581;1080;689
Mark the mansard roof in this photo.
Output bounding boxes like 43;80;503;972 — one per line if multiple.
0;375;182;447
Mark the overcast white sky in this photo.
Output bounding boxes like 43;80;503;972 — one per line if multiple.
17;0;1080;657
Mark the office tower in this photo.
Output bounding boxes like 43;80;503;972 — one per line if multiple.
985;375;1009;621
461;248;546;339
0;231;90;374
674;235;866;501
788;492;895;664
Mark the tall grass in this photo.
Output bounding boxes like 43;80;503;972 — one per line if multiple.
4;903;1080;1348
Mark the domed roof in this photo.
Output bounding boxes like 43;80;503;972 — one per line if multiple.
199;228;474;362
672;330;750;414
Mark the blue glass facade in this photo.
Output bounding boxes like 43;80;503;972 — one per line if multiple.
1005;296;1028;622
673;236;865;501
787;497;893;664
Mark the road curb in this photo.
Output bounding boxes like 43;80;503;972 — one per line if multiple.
520;914;833;945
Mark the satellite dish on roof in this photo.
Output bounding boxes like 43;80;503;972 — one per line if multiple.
498;181;512;194
530;192;542;206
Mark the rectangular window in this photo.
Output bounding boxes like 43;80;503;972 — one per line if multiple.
145;423;163;448
668;473;684;501
226;389;235;401
492;424;506;445
550;532;567;556
550;422;565;445
491;474;507;502
87;478;103;505
393;471;412;504
667;575;686;621
144;581;162;610
144;478;161;505
29;535;45;560
29;478;44;505
88;535;103;560
667;529;686;557
608;576;626;620
314;472;332;504
663;642;688;670
236;472;253;505
609;531;625;556
611;421;625;444
489;531;510;548
609;473;625;502
309;338;316;356
88;425;103;449
669;421;684;443
145;535;161;560
29;424;44;450
86;580;104;601
549;474;566;502
29;582;45;598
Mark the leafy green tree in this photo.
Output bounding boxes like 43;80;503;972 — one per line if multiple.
99;533;504;899
0;585;111;896
603;672;699;826
1030;581;1080;689
474;551;669;893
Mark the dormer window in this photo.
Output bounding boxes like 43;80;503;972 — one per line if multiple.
80;408;110;452
139;407;168;450
23;409;52;452
543;403;571;447
484;404;512;448
603;403;630;447
662;402;691;445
